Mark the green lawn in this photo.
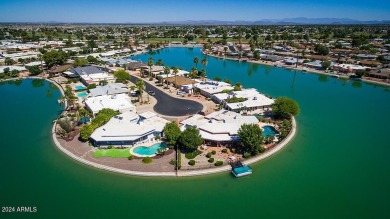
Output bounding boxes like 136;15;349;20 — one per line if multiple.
93;148;131;158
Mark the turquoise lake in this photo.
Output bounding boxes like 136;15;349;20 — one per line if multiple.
1;48;390;218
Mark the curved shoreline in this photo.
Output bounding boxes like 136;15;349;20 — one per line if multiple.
3;76;296;177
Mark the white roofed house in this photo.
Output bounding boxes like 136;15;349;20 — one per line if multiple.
68;66;115;86
180;110;259;146
84;93;136;116
212;88;275;112
90;111;169;147
88;83;129;97
194;81;234;98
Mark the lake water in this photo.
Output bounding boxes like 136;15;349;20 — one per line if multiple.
1;48;390;218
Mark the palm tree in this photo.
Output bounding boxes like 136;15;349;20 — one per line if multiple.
223;47;228;57
190;67;198;79
147;57;154;78
155;59;163;66
172;66;179;89
136;78;145;103
200;68;206;81
193;57;199;69
201;57;207;69
163;66;170;88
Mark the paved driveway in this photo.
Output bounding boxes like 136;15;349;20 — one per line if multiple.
130;76;203;116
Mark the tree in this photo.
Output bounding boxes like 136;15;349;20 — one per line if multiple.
238;124;263;155
147;57;154;77
87;55;98;64
199;68;206;81
201;57;207;68
27;65;42;75
322;60;331;69
355;69;368;78
193;56;199;68
79;124;94;141
73;58;88;67
172;66;179;89
163;122;181;147
163;66;170;88
136;78;145;102
234;82;242;91
178;126;202;152
272;97;300;119
314;44;329;56
189;67;198;79
113;69;130;83
43;50;67;69
9;69;19;77
5;57;14;66
155;59;163;66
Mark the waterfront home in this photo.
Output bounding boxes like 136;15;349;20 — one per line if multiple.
333;64;370;73
68;66;115;85
0;65;27;73
212;88;275;112
88;83;129;97
165;76;196;89
194;81;234;98
90;111;169;147
180;110;258;146
85;93;135;116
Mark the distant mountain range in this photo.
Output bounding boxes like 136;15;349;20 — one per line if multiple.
157;18;390;25
3;17;390;25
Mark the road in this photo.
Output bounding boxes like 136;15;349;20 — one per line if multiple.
130;76;203;116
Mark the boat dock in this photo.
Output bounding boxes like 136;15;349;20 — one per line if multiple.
231;161;252;177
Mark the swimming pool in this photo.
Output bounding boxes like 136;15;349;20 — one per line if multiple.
74;85;86;91
262;126;278;137
131;142;167;157
77;91;88;98
253;113;266;118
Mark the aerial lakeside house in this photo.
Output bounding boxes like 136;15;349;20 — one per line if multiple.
90;111;169;147
212;88;275;112
180;110;258;146
88;83;129;97
66;66;115;85
191;81;234;98
85;93;135;116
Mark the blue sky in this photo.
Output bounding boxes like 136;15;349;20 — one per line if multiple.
1;0;389;23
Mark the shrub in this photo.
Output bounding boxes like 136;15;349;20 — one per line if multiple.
149;77;153;81
243;152;251;158
211;150;216;155
222;148;228;153
188;160;196;166
142;157;153;164
206;152;212;158
169;159;176;165
108;145;113;149
87;83;96;89
177;149;182;169
185;150;202;159
214;161;223;166
231;148;236;153
208;158;214;163
128;155;135;160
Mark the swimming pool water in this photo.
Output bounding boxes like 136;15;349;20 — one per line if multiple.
132;143;167;156
262;125;278;137
75;85;86;90
77;91;88;98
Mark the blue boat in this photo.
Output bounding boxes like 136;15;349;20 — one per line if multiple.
231;161;252;177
